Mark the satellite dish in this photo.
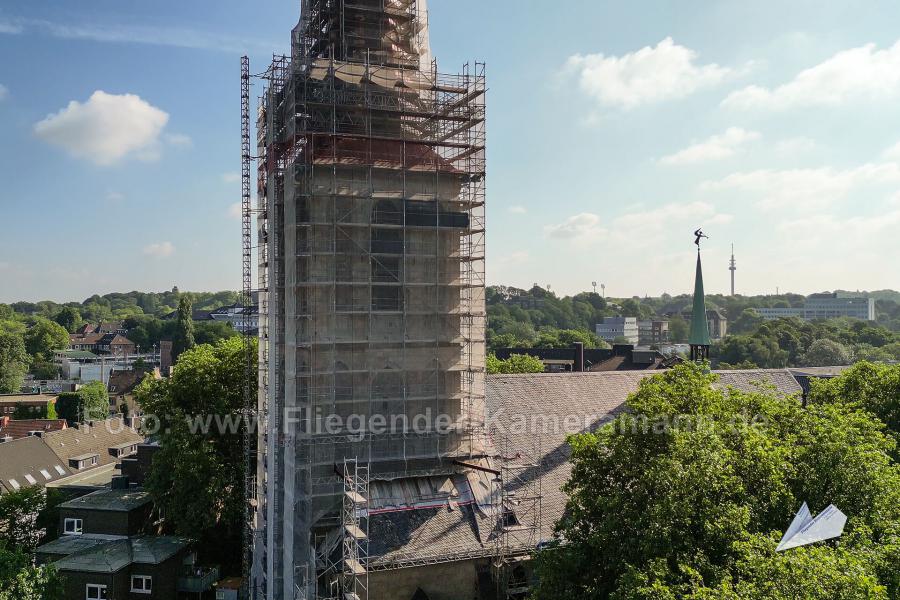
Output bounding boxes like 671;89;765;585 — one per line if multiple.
776;502;847;552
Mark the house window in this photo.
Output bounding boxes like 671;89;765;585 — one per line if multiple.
40;469;52;480
64;518;83;535
24;474;37;485
85;584;107;599
91;456;98;466
8;479;19;490
131;575;152;593
54;465;66;475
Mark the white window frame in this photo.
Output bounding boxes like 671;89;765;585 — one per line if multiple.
85;583;107;599
24;474;37;485
8;479;20;490
40;469;52;480
54;465;66;475
64;518;83;535
131;574;152;593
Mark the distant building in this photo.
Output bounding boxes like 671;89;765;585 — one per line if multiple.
163;303;260;333
637;320;670;345
494;344;680;373
677;309;728;341
757;293;876;322
595;317;639;344
75;321;128;336
68;333;137;357
0;393;57;417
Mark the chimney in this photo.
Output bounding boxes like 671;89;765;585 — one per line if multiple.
573;342;585;373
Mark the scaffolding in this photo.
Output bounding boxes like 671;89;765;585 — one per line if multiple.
254;1;486;598
492;431;543;600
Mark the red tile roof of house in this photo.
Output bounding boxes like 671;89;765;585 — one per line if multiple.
0;417;68;440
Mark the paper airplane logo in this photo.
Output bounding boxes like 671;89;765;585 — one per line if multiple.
776;502;847;552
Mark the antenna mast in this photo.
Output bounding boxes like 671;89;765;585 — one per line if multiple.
729;244;737;296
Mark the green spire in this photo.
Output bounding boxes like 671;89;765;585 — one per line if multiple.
689;252;711;347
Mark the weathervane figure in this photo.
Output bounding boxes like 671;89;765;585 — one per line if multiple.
694;228;708;249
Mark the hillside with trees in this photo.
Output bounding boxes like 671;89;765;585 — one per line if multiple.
0;290;241;392
485;285;900;367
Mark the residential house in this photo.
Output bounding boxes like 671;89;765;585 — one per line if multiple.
108;369;158;418
35;485;216;600
0;416;67;441
0;436;71;494
69;333;137;357
76;322;128;336
0;393;57;417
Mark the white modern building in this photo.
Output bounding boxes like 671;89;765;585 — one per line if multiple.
596;317;640;344
757;294;875;322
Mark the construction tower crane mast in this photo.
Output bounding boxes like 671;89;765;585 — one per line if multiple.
240;55;256;598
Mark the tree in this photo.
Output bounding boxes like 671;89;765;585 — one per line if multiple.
531;363;900;599
669;315;689;343
0;331;29;393
0;545;63;600
22;319;69;360
486;353;546;374
171;297;196;362
53;307;81;333
55;381;109;424
0;486;47;551
135;337;254;572
809;362;900;437
802;338;853;367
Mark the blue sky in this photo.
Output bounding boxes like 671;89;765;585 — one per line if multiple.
2;1;900;302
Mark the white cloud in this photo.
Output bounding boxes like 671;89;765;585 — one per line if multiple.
544;213;606;240
611;201;732;240
508;205;527;214
774;137;818;157
165;133;192;147
34;91;169;166
882;141;900;162
0;84;7;101
566;37;731;109
106;191;125;202
496;251;530;266
701;163;900;210
228;202;243;220
222;172;241;184
660;127;760;166
143;241;175;258
724;39;900;110
0;21;23;34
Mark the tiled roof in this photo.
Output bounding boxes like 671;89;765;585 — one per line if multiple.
368;504;494;568
107;370;145;395
0;418;67;440
42;418;144;469
484;370;802;550
360;369;805;566
0;436;71;493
